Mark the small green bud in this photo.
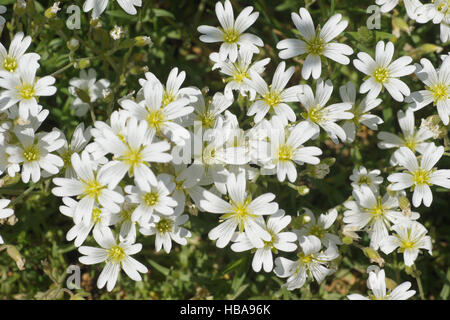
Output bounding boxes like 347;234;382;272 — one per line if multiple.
74;88;91;103
363;247;384;267
76;59;90;70
298;185;310;196
322;157;336;166
135;36;153;47
342;236;353;245
67;38;79;51
14;0;27;16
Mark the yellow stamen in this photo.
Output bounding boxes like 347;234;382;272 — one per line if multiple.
373;67;390;84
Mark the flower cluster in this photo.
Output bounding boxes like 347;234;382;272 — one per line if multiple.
0;0;448;299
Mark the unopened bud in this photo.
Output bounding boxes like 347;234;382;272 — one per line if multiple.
76;59;90;70
306;163;330;179
135;36;153;47
14;0;27;16
67;38;79;51
298;185;310;196
363;247;384;267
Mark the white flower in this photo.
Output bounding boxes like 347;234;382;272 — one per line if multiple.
378;109;434;163
376;0;423;19
353;41;415;102
349;166;383;193
0;55;56;119
60;197;118;247
294;208;342;248
277;8;353;80
188;91;233;130
69;68;110;117
6;127;64;183
231;210;297;272
166;164;204;215
88;110;130;160
200;170;279;248
138;67;200;107
78;227;148;292
0;32;40;74
0;199;14;245
83;0;142;18
406;57;450;125
121;81;193;146
50;2;61;14
52;152;124;225
348;267;415;300
274;235;338;291
266;118;322;183
197;0;263;62
298;78;353;143
140;214;191;253
125;174;177;225
0;199;13;220
244;62;304;124
343;185;403;249
56;123;92;178
95;118;172;190
380;221;432;266
110;25;124;40
339;82;383;143
210;47;270;100
415;0;450;42
387;145;450;207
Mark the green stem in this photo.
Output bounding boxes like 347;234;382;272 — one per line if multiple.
416;274;425;300
10;183;37;206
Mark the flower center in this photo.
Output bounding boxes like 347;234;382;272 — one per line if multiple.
403;135;417;152
368;198;385;217
373;67;390;84
147;109;165;131
17;82;36;100
223;28;240;44
278;144;293;161
436;0;450;14
92;208;102;223
263;91;281;108
427;83;449;105
121;147;143;171
200;111;216;129
308;225;325;239
412;168;430;185
232;67;249;83
162;91;175;106
3;56;18;72
83;179;104;199
120;207;134;222
61;150;73;166
297;252;313;264
358;175;371;185
306;37;325;55
220;198;256;232
156;218;173;233
306;105;325;124
23;145;40;162
143;191;159;207
107;245;126;263
401;240;415;249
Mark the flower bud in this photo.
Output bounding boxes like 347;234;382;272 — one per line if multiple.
363;247;384;267
67;38;79;51
76;59;90;70
135;36;153;47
